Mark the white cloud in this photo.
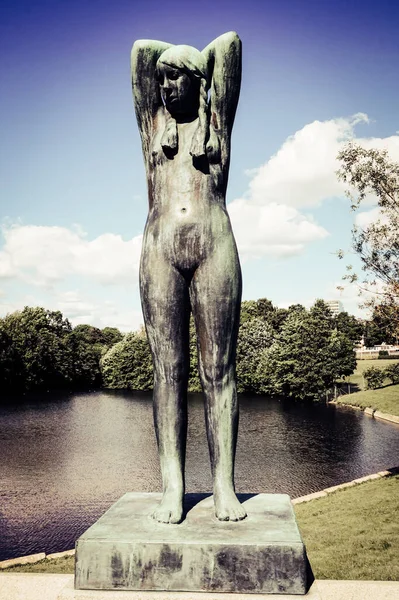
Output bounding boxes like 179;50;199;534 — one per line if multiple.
0;289;144;332
55;290;143;331
355;206;390;229
248;114;367;208
228;200;328;261
0;225;142;286
228;113;399;261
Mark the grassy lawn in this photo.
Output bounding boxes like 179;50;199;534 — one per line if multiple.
344;358;399;391
336;358;399;416
3;475;399;581
336;383;399;415
295;474;399;580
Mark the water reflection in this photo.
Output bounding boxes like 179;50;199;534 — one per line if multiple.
0;391;398;560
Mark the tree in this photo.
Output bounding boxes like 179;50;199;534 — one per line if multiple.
66;324;106;388
101;327;124;348
236;318;274;393
334;311;364;346
336;143;399;335
0;307;73;392
258;301;356;401
101;332;153;390
240;298;288;332
188;317;202;393
363;304;399;347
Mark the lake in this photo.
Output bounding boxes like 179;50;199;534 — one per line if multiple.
1;390;398;560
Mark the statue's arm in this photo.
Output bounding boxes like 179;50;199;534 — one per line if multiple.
202;32;242;139
131;39;173;158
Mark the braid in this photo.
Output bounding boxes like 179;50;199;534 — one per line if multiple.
161;111;178;154
189;77;209;159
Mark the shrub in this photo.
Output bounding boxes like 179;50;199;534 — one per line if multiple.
385;363;399;384
363;366;386;390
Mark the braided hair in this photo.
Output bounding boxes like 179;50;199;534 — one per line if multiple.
156;45;213;160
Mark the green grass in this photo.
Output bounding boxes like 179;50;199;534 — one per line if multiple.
3;476;399;581
295;474;399;580
336;358;399;416
343;358;399;391
336;383;399;415
2;555;74;573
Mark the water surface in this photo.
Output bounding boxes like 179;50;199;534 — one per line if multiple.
0;390;398;560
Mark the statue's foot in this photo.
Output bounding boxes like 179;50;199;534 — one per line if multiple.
214;484;247;521
151;488;184;524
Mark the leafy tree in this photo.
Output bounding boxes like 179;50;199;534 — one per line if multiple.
188;317;202;393
334;311;364;345
336;143;399;334
236;318;274;393
0;319;23;391
101;327;124;348
363;304;399;347
258;301;356;401
101;331;153;390
0;307;72;392
240;298;288;332
66;324;105;388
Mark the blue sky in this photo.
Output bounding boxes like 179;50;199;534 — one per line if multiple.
1;0;399;330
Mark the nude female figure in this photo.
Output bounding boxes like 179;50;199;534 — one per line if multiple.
131;32;246;524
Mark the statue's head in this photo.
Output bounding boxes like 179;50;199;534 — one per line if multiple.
156;45;208;117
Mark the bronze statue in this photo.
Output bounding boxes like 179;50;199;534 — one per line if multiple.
131;32;245;524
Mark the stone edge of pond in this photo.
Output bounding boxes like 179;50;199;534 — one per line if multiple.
2;467;399;569
292;466;399;505
329;400;399;424
0;549;75;570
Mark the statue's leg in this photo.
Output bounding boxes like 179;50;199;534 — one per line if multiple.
190;237;246;521
140;251;190;524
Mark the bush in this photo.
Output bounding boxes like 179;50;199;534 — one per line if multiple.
385;363;399;384
101;332;153;390
363;366;386;390
378;350;390;359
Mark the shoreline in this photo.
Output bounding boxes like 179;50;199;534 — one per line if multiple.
1;466;398;569
329;400;399;425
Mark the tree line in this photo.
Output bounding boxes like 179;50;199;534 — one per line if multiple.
0;299;368;402
0;306;122;393
102;298;361;401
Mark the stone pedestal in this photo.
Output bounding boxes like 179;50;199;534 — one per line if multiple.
74;493;312;595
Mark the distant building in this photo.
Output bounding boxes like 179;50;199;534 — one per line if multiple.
324;300;344;316
356;343;399;359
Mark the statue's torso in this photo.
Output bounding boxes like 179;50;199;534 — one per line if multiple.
141;114;235;271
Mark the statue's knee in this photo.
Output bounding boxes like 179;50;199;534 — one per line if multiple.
154;358;188;384
200;363;234;387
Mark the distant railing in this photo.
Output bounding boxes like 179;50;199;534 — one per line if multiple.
325;382;355;403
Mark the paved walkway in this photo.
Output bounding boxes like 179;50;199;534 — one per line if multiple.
1;574;399;600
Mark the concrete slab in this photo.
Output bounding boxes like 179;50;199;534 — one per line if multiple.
1;575;399;600
0;573;71;600
316;580;399;600
75;493;310;594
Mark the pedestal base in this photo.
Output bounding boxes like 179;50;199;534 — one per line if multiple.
75;493;311;595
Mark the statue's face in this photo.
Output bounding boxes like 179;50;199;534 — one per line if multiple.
157;64;198;116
